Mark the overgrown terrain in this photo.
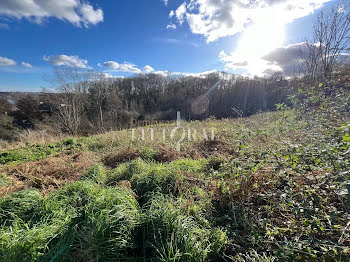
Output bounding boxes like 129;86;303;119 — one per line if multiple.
0;82;349;261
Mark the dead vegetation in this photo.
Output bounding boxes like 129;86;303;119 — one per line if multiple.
0;151;98;196
103;147;141;168
103;140;234;168
153;145;185;162
0;81;349;261
194;139;237;157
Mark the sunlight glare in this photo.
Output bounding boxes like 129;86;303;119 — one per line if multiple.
238;22;285;59
233;9;286;75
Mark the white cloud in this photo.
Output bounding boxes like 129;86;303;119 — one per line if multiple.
99;62;164;74
142;69;219;78
79;3;104;26
167;23;177;29
99;61;218;77
143;65;155;73
98;61;142;74
338;53;350;64
152;70;171;77
21;62;33;68
262;43;350;75
169;10;175;18
173;70;219;78
261;43;306;73
43;55;90;68
102;72;125;79
0;0;103;27
173;0;330;42
219;50;280;76
176;3;187;25
153;37;199;47
0;56;16;66
162;0;169;7
220;42;310;76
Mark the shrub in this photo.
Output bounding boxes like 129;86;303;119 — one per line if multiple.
62;138;76;146
140;146;156;161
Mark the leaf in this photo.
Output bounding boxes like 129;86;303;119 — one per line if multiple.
319;83;324;88
342;133;350;143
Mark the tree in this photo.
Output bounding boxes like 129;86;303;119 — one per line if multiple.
0;98;12;114
301;2;350;80
47;67;93;135
16;96;39;120
87;75;114;131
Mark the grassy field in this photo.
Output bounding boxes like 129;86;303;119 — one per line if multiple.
0;85;349;261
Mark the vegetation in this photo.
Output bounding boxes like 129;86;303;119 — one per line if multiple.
0;75;349;261
2;70;292;138
0;2;349;261
0;138;84;165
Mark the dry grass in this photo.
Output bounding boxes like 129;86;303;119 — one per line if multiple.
18;129;66;145
0;129;69;151
0;151;98;196
153;145;185;162
104;147;141;168
193;139;237;157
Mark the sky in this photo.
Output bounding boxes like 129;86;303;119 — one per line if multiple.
0;0;342;92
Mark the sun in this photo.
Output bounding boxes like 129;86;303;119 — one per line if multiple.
233;14;286;75
239;22;285;59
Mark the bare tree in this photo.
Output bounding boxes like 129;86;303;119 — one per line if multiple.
299;42;321;80
47;67;93;135
301;2;350;80
87;74;114;131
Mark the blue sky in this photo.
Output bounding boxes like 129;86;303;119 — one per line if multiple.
0;0;340;91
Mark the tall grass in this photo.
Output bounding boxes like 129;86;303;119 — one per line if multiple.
141;193;226;262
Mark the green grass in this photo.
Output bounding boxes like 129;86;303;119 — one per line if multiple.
0;84;349;261
141;193;227;262
0;138;85;165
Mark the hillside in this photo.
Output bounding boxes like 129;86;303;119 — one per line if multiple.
0;84;349;261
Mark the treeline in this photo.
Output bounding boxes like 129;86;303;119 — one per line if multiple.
22;68;292;135
1;69;294;136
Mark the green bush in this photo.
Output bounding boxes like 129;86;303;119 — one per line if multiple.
61;138;76;146
48;180;102;212
140;146;156;161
